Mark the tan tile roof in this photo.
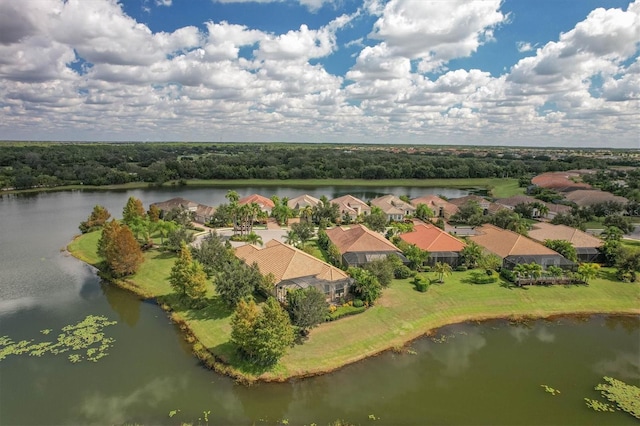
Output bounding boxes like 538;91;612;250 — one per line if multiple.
235;240;348;284
528;222;603;248
449;194;490;207
469;224;560;258
330;195;371;216
563;190;628;207
238;194;275;209
494;195;539;207
370;194;415;215
449;195;504;214
287;194;321;210
400;224;466;252
325;224;400;254
410;195;459;217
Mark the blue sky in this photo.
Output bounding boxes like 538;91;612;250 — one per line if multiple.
0;0;638;147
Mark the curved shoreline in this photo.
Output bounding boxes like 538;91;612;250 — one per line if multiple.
67;237;639;384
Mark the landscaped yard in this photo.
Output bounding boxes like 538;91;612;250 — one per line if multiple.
68;231;639;382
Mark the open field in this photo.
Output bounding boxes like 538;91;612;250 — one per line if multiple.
68;231;639;382
6;178;524;198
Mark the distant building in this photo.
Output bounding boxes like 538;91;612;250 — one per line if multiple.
331;195;371;222
287;194;321;210
150;197;215;224
410;195;459;219
238;194;275;214
370;194;416;221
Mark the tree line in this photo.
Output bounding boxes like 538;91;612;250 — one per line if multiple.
2;142;635;189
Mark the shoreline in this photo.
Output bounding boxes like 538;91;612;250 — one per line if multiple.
66;239;639;384
2;177;519;196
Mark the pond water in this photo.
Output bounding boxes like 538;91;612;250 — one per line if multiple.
0;188;638;425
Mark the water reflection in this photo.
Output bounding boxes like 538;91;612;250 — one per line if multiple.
101;281;141;327
419;325;487;377
76;376;186;425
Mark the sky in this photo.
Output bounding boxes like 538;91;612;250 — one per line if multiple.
0;0;638;148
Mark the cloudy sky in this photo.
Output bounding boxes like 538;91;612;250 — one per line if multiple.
0;0;638;148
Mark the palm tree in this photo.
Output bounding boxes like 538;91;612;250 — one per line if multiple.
461;241;483;269
433;262;453;283
245;232;263;246
284;230;300;247
577;263;600;284
301;205;313;223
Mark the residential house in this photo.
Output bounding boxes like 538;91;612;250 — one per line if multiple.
528;222;605;263
150;197;216;224
410;195;459;219
449;195;503;215
563;189;628;208
370;194;416;221
238;193;275;214
400;223;466;266
493;195;569;219
325;224;407;268
287;194;321;210
235;240;351;303
331;194;371;222
469;224;574;269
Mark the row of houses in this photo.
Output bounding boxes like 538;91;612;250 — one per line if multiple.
151;191;607;304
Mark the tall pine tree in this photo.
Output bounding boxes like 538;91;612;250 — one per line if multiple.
169;242;208;308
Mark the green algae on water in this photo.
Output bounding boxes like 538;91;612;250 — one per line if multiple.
0;315;117;364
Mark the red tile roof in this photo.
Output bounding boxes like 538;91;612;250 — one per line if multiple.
238;194;275;209
400;224;466;252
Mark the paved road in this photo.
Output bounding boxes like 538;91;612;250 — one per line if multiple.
192;224;288;248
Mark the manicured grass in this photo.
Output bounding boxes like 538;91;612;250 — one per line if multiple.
68;232;639;382
488;179;525;198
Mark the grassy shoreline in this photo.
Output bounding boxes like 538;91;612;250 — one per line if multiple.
4;177;524;198
67;231;639;383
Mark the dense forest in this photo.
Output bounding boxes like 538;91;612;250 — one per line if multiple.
0;142;637;190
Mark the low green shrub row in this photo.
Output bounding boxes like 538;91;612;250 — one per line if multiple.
325;305;367;321
469;271;499;284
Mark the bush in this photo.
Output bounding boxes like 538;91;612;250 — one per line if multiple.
500;269;516;283
469;271;499;284
352;299;364;308
394;265;413;279
325;305;367;321
415;281;428;292
455;265;468;272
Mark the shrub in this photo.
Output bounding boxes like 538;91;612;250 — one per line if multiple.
469;271;499;284
455;265;468;272
325;305;366;321
500;269;516;283
415;281;428;292
352;299;364;308
394;265;413;279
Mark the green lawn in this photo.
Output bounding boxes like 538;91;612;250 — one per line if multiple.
68;232;639;382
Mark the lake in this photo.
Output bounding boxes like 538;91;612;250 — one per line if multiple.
0;187;638;425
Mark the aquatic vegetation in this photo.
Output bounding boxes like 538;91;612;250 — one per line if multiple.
168;409;180;418
540;385;561;396
584;398;614;412
590;377;640;419
0;315;117;364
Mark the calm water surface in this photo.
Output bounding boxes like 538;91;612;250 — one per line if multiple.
0;188;638;425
